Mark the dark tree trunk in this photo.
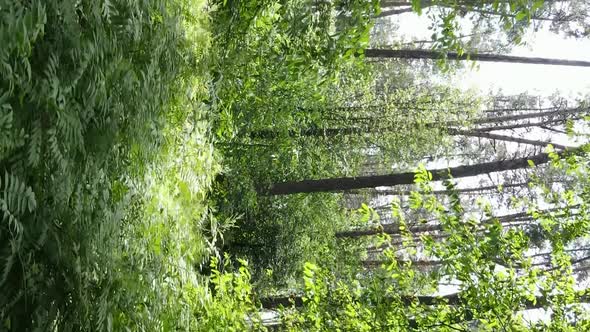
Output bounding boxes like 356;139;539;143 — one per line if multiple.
362;259;442;269
475;115;585;132
365;49;590;67
449;129;569;150
380;0;413;6
259;146;584;195
472;107;585;125
377;7;415;17
377;0;572;22
259;291;589;310
249;107;586;140
250;126;368;140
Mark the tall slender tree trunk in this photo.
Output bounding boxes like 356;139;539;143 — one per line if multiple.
336;210;529;238
472;107;585;125
377;7;415;17
259;290;589;310
362;258;442;269
449;129;569;150
337;205;578;238
475;116;585;132
380;0;413;6
364;49;590;67
259;145;585;195
376;0;571;21
372;180;531;196
249;107;586;140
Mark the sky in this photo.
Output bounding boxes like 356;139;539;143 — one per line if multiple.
390;13;590;97
460;29;590;96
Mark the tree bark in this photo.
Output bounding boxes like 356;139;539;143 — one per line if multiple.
377;7;416;18
449;129;570;150
372;180;531;196
475;116;585;132
259;290;590;310
259;145;585;195
336;211;529;238
472;107;585;125
380;0;413;7
249;107;585;140
337;205;579;238
377;0;572;22
363;258;442;269
364;49;590;67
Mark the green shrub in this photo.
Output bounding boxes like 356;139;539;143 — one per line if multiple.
0;0;237;330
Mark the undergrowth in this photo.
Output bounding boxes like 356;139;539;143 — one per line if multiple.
0;0;260;330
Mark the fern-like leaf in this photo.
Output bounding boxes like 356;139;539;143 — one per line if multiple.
27;120;42;167
0;172;37;232
47;128;65;169
0;93;13;153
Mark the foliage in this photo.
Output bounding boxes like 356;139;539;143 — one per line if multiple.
281;154;590;330
0;0;256;330
406;0;547;54
3;0;589;330
208;0;478;286
195;257;266;331
207;0;377;283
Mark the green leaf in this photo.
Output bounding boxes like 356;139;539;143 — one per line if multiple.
515;11;528;21
412;0;423;15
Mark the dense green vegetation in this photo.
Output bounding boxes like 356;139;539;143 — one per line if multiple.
0;0;241;330
2;0;590;330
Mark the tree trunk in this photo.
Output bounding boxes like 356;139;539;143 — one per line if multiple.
249;107;585;140
364;49;590;67
336;211;528;238
475;115;585;132
259;145;585;195
449;129;570;150
377;7;415;17
372;180;531;196
376;0;571;21
336;205;579;238
362;258;442;269
380;0;413;7
472;106;585;125
250;126;368;140
259;290;590;310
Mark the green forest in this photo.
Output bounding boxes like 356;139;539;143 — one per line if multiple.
2;0;590;330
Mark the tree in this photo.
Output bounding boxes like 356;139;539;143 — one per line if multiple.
448;129;570;150
336;205;578;238
376;0;589;53
261;286;590;312
249;104;586;139
259;145;587;195
364;48;590;67
356;180;531;196
261;152;590;329
377;0;574;22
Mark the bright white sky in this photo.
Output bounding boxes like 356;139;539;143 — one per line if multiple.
462;29;590;96
390;13;590;97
